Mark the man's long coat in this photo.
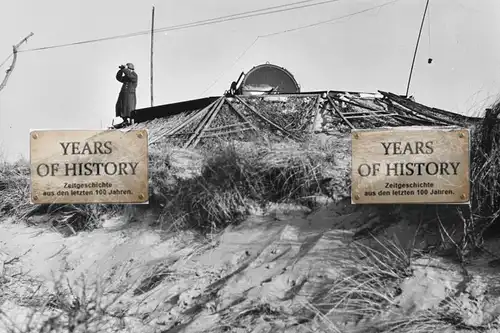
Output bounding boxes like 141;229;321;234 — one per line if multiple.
115;68;138;118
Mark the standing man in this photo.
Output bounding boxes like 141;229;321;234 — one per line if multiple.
115;63;138;126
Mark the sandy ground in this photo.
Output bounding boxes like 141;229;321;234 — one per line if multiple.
2;198;500;333
2;140;500;332
0;201;350;332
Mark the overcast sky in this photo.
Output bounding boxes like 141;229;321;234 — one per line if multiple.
0;0;499;161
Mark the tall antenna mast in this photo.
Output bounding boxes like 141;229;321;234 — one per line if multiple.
150;6;155;107
405;0;430;97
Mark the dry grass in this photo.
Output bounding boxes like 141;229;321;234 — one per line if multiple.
156;140;338;232
1;97;500;332
0;136;338;234
309;235;416;323
0;274;132;333
0;158;121;232
0;159;33;218
304;234;499;333
469;116;500;243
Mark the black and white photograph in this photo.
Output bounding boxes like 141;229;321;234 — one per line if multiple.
1;0;500;332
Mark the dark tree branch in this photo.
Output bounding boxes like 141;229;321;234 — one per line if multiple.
0;32;34;93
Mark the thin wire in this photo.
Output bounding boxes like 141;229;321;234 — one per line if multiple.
261;0;401;38
201;0;403;95
156;0;325;29
156;0;342;33
0;54;13;69
19;0;342;53
201;38;260;96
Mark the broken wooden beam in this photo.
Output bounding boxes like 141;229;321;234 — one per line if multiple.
234;95;301;140
378;91;465;126
204;122;253;132
331;95;382;112
392;114;437;126
309;95;323;133
190;97;226;148
225;98;261;134
389;100;453;126
183;97;223;148
343;112;399;119
201;127;253;138
326;94;355;129
378;97;449;125
166;99;218;137
188;96;225;148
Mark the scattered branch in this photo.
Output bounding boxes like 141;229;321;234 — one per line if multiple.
3;248;32;266
0;32;34;93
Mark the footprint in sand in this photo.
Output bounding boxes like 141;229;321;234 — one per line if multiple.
488;259;500;268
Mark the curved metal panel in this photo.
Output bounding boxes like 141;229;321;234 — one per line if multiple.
240;63;300;94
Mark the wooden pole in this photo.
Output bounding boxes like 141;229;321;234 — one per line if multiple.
405;0;430;97
191;98;226;148
225;98;260;134
150;6;155;107
234;95;300;140
184;97;224;148
165;99;219;136
0;32;34;93
309;94;322;133
326;95;355;129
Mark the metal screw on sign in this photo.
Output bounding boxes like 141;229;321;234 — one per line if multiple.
32;133;38;139
33;195;38;201
353;133;359;139
460;194;467;200
137;132;143;139
459;132;464;138
138;193;145;200
354;194;360;200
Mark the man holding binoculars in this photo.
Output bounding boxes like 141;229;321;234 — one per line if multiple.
115;63;138;126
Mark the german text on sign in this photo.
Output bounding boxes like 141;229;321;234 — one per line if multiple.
30;129;149;204
351;126;470;204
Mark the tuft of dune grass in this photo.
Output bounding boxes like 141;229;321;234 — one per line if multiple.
470;121;500;241
304;235;479;333
0;159;31;217
309;235;416;322
157;141;338;231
